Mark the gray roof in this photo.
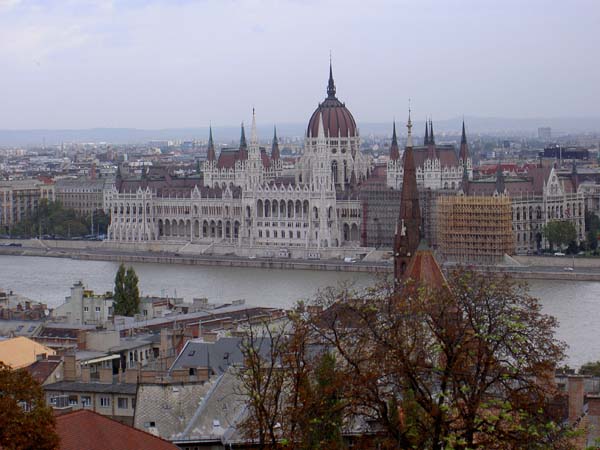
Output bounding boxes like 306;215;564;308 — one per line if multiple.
44;381;137;395
173;368;248;445
109;335;154;353
170;337;272;376
0;320;43;337
133;382;213;440
115;304;278;332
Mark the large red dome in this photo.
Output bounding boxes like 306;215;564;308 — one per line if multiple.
307;65;357;138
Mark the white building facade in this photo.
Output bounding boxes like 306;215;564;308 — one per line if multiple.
105;67;367;252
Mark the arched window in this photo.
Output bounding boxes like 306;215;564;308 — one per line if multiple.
331;160;338;184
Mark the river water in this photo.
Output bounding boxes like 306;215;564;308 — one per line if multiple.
1;255;598;368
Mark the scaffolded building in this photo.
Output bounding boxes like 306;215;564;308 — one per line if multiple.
435;195;515;265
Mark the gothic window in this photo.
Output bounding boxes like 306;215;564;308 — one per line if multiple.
331;161;338;184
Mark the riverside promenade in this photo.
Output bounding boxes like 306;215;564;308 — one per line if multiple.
0;239;599;281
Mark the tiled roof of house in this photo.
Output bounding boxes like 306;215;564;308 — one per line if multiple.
0;336;56;369
24;358;61;384
134;383;212;440
55;409;179;450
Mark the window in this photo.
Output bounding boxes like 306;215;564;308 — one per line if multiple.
83;306;89;312
100;397;110;408
69;395;78;406
95;306;101;312
117;397;128;409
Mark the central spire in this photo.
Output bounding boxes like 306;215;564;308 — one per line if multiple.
327;57;336;98
207;125;216;162
394;110;421;284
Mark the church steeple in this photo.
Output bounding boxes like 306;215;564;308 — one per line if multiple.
207;125;216;162
459;119;469;165
394;110;421;284
389;121;400;161
424;121;429;146
271;125;280;160
429;119;435;145
327;58;336;98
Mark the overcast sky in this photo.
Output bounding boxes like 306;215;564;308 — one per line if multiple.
0;0;598;129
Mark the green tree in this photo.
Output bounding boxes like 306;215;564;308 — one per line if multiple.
9;199;91;238
585;212;600;251
113;264;140;316
0;363;60;450
297;352;344;450
124;266;140;315
579;360;600;377
543;220;577;251
113;263;128;315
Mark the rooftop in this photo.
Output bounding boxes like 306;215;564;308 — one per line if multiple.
55;409;179;450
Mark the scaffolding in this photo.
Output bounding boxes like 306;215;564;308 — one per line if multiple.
435;195;515;265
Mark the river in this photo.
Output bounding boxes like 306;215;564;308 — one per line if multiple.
1;255;599;368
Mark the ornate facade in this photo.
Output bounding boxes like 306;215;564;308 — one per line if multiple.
387;119;472;191
464;165;585;254
106;66;367;252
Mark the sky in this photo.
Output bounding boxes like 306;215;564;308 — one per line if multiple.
0;0;599;130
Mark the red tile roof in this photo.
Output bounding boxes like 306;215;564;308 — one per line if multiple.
404;249;447;290
55;410;179;450
24;359;61;384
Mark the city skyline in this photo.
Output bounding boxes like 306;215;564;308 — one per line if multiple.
0;0;599;129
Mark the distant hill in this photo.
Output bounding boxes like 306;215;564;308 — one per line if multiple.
1;117;598;147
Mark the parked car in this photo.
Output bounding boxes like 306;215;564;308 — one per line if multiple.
554;252;565;256
563;267;574;272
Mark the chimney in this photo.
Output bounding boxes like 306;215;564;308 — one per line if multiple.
568;375;585;423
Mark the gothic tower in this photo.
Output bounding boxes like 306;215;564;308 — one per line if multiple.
394;111;421;283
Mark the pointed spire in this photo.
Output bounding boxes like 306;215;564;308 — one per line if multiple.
207;125;216;162
459;119;469;165
327;57;336;98
394;111;421;284
271;125;280;160
427;118;436;160
389;120;400;161
424;120;429;146
317;111;326;143
239;122;248;160
250;108;258;147
406;109;413;149
239;122;247;149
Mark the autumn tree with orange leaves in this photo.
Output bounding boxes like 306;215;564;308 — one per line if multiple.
238;269;575;449
0;362;59;450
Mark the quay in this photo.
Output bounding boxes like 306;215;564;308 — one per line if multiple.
0;239;599;281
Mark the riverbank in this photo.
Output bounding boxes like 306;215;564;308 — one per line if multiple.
1;239;599;281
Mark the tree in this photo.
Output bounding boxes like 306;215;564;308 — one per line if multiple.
543;220;577;251
124;266;140;315
113;264;140;316
10;199;90;238
0;363;59;450
295;352;345;450
585;212;600;251
237;317;288;449
579;360;600;377
308;270;571;449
